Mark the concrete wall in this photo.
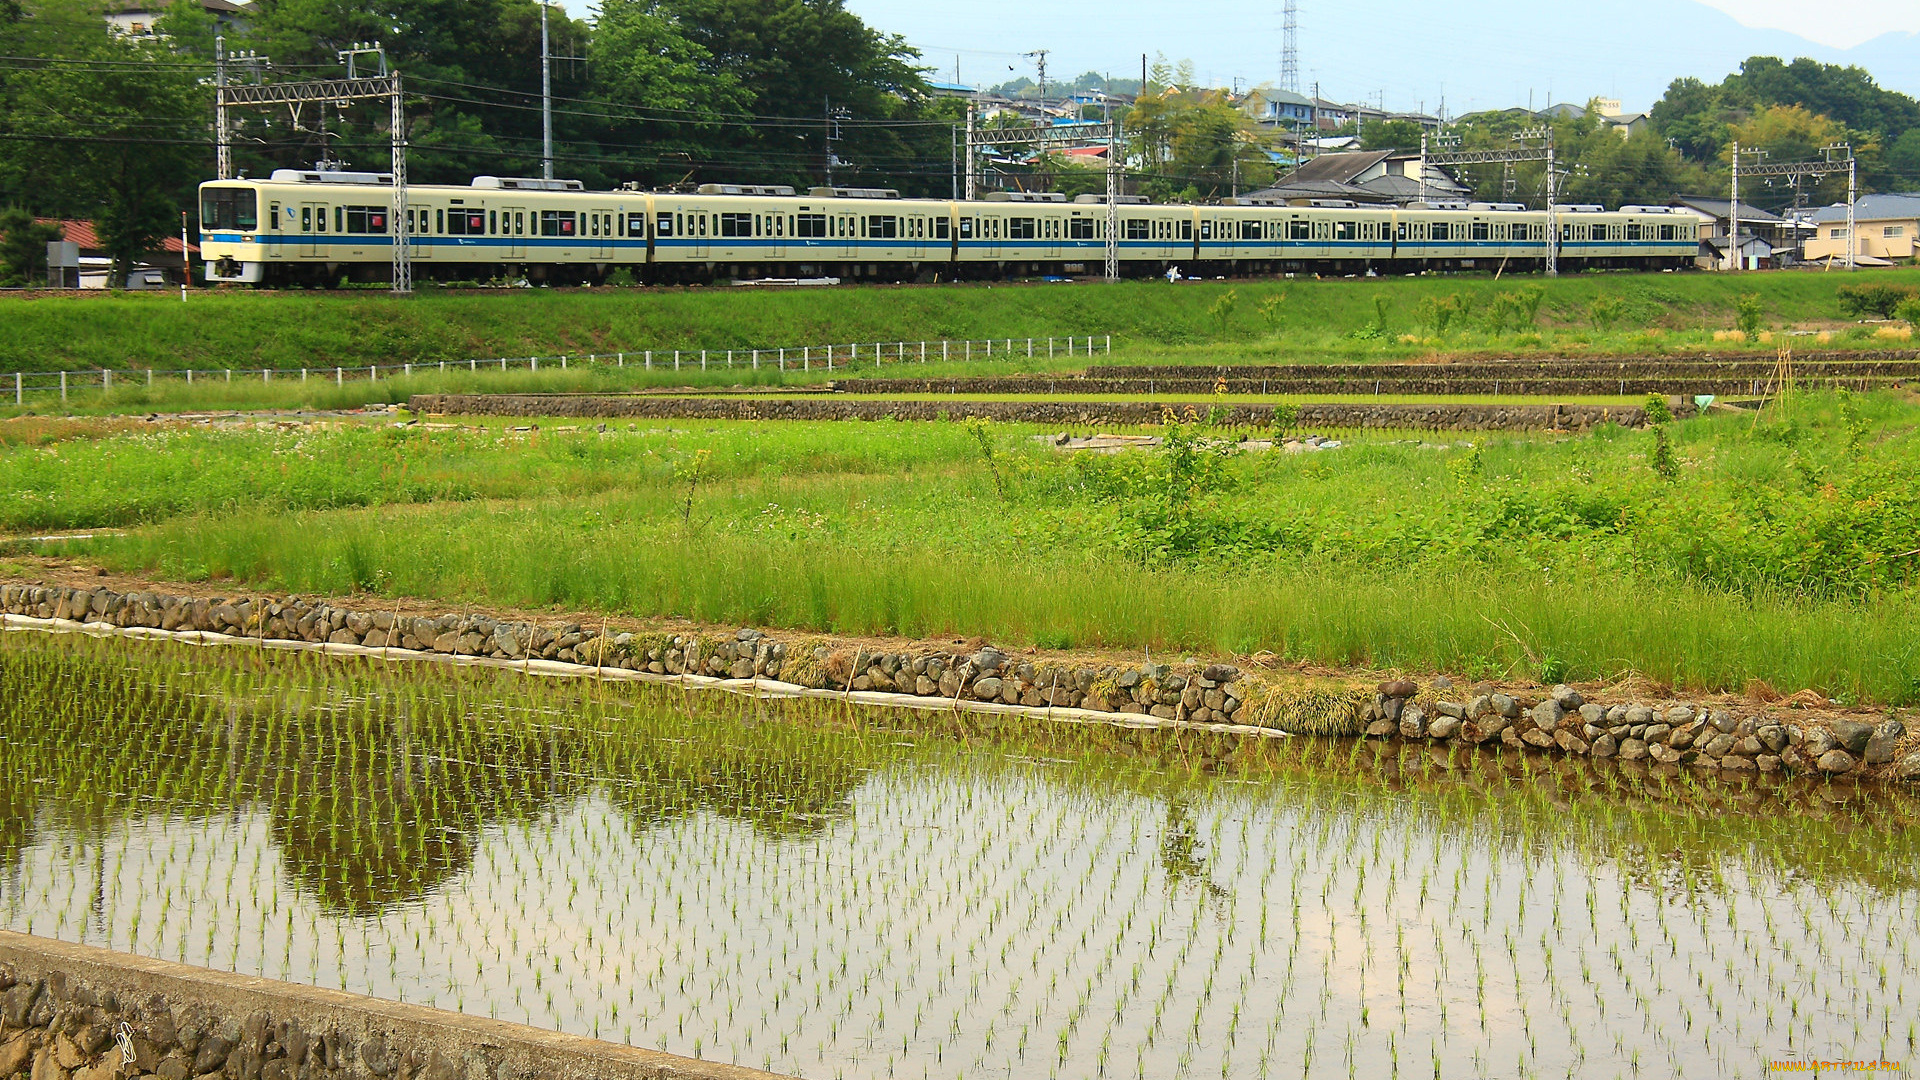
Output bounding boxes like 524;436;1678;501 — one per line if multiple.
0;931;790;1080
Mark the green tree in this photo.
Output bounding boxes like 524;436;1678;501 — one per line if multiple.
0;2;208;286
1359;120;1423;152
0;207;62;286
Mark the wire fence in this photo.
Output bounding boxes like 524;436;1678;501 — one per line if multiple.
3;334;1117;406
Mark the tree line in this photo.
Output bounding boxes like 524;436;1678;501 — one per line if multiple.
4;0;1920;284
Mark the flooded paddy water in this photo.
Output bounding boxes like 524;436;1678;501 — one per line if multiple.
1;631;1915;1079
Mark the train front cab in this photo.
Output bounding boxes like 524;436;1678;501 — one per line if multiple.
200;182;265;284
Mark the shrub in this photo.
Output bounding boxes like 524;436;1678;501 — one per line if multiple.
1835;282;1919;319
1897;296;1920;331
1644;393;1672;424
1650;426;1678;482
1587;295;1625;331
1735;292;1764;337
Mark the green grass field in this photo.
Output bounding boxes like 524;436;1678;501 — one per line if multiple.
5;388;1916;704
2;268;1916;377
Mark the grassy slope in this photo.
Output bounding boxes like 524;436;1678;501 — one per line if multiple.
5;393;1916;703
2;268;1918;373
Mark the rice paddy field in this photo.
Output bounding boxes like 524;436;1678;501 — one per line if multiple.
5;388;1919;704
3;631;1917;1079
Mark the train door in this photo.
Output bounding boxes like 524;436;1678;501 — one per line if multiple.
589;209;614;259
840;213;858;259
984;216;1002;259
300;202;326;258
909;215;926;260
1043;216;1062;259
768;211;787;259
502;207;526;259
692;211;710;259
410;209;433;261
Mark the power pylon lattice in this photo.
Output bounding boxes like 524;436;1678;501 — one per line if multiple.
1281;0;1300;95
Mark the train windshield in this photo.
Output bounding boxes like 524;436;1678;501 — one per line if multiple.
201;187;258;231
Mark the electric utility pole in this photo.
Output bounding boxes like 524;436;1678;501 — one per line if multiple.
541;1;553;179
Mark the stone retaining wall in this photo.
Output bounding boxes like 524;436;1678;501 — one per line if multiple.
406;395;1657;432
0;931;786;1080
1364;680;1916;781
3;582;1916;783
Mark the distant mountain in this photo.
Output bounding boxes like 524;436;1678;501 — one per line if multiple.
845;0;1920;113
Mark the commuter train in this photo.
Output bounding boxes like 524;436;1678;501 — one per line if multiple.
197;170;1699;285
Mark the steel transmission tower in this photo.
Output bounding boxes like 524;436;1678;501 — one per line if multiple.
1281;0;1300;94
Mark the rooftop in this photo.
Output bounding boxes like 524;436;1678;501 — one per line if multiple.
1809;193;1920;223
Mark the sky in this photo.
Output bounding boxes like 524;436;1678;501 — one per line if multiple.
555;0;1920;112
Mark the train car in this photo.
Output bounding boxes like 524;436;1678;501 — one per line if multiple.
199;169;1698;287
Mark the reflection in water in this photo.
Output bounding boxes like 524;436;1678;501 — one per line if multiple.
2;634;1919;1079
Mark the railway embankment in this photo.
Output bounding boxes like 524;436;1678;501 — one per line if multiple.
406;394;1670;430
5;582;1915;785
0;932;788;1080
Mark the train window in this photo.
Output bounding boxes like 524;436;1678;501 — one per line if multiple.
268;202;279;229
1561;224;1579;242
718;212;751;238
332;207;342;232
1335;221;1357;241
316;207;329;232
447;211;485;236
1071;218;1096;241
1470;221;1489;241
514;212;524;236
1658;224;1676;242
1626;223;1642;241
344;206;387;234
1238;221;1260;241
1124;219;1149;240
1199;221;1212;241
934;217;950;239
959;217;975;240
435;209;445;234
1430;222;1449;242
656;213;674;238
1179;221;1192;240
1286;219;1310;241
796;213;827;239
301;206;312;232
540;210;576;237
1313;221;1331;241
201;187;259;231
867;215;899;239
1009;217;1037;240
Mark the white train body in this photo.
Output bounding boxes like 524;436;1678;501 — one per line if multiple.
198;171;1699;285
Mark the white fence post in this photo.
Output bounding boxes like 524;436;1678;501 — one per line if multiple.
147;369;153;386
336;367;343;386
60;371;66;402
103;369;111;394
14;373;20;405
1105;334;1112;353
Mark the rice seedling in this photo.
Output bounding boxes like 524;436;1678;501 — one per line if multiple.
0;632;1917;1077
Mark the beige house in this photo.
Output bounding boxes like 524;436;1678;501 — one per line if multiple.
1805;194;1920;263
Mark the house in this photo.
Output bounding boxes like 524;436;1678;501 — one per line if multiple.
1804;193;1920;264
41;219;196;289
1668;196;1788;269
1242;87;1317;129
106;0;248;37
1239;149;1468;207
